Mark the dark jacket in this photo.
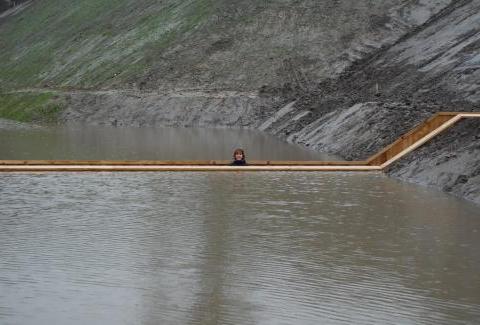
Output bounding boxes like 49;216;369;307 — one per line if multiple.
230;159;247;166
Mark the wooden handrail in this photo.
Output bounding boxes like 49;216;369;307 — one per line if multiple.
0;112;478;172
366;113;456;166
367;112;479;168
0;159;367;166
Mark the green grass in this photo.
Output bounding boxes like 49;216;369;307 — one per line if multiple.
0;92;64;123
0;0;217;90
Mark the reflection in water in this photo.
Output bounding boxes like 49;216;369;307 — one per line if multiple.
0;172;479;325
0;125;337;161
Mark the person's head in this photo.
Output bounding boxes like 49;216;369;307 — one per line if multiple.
233;148;245;161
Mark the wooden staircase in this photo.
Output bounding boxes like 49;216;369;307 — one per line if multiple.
0;112;479;172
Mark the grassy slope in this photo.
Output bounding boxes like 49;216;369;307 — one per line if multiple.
0;92;63;122
0;0;406;91
0;0;216;89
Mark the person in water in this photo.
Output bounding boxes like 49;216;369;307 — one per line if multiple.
231;148;247;165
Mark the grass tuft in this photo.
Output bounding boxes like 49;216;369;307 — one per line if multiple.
0;92;65;123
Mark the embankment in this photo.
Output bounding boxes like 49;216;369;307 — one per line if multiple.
58;89;274;128
261;0;480;204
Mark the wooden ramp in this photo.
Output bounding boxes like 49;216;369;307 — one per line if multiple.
0;112;478;172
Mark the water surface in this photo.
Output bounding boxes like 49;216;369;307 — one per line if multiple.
1;172;479;325
0;125;337;161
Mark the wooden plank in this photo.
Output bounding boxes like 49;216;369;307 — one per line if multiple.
0;160;230;165
459;113;480;118
368;112;480;166
437;112;462;116
0;165;381;172
0;159;368;166
380;115;464;169
367;114;455;165
379;113;480;168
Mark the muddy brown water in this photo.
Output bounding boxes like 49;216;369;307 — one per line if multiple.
1;126;479;325
0;125;337;161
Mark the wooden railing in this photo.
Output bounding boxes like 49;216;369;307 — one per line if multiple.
366;112;479;168
0;112;478;172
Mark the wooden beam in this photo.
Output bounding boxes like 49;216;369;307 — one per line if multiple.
379;113;478;169
368;112;480;166
366;113;456;165
0;160;368;166
0;165;381;172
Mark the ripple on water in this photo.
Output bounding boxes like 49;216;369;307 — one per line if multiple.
0;172;479;325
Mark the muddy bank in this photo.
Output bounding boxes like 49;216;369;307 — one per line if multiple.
387;119;480;204
59;89;276;128
275;101;480;204
260;0;480;204
0;117;40;130
284;102;436;161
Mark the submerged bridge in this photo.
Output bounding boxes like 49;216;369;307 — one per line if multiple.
0;112;479;172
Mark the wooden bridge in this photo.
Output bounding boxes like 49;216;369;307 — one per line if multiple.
0;112;478;172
